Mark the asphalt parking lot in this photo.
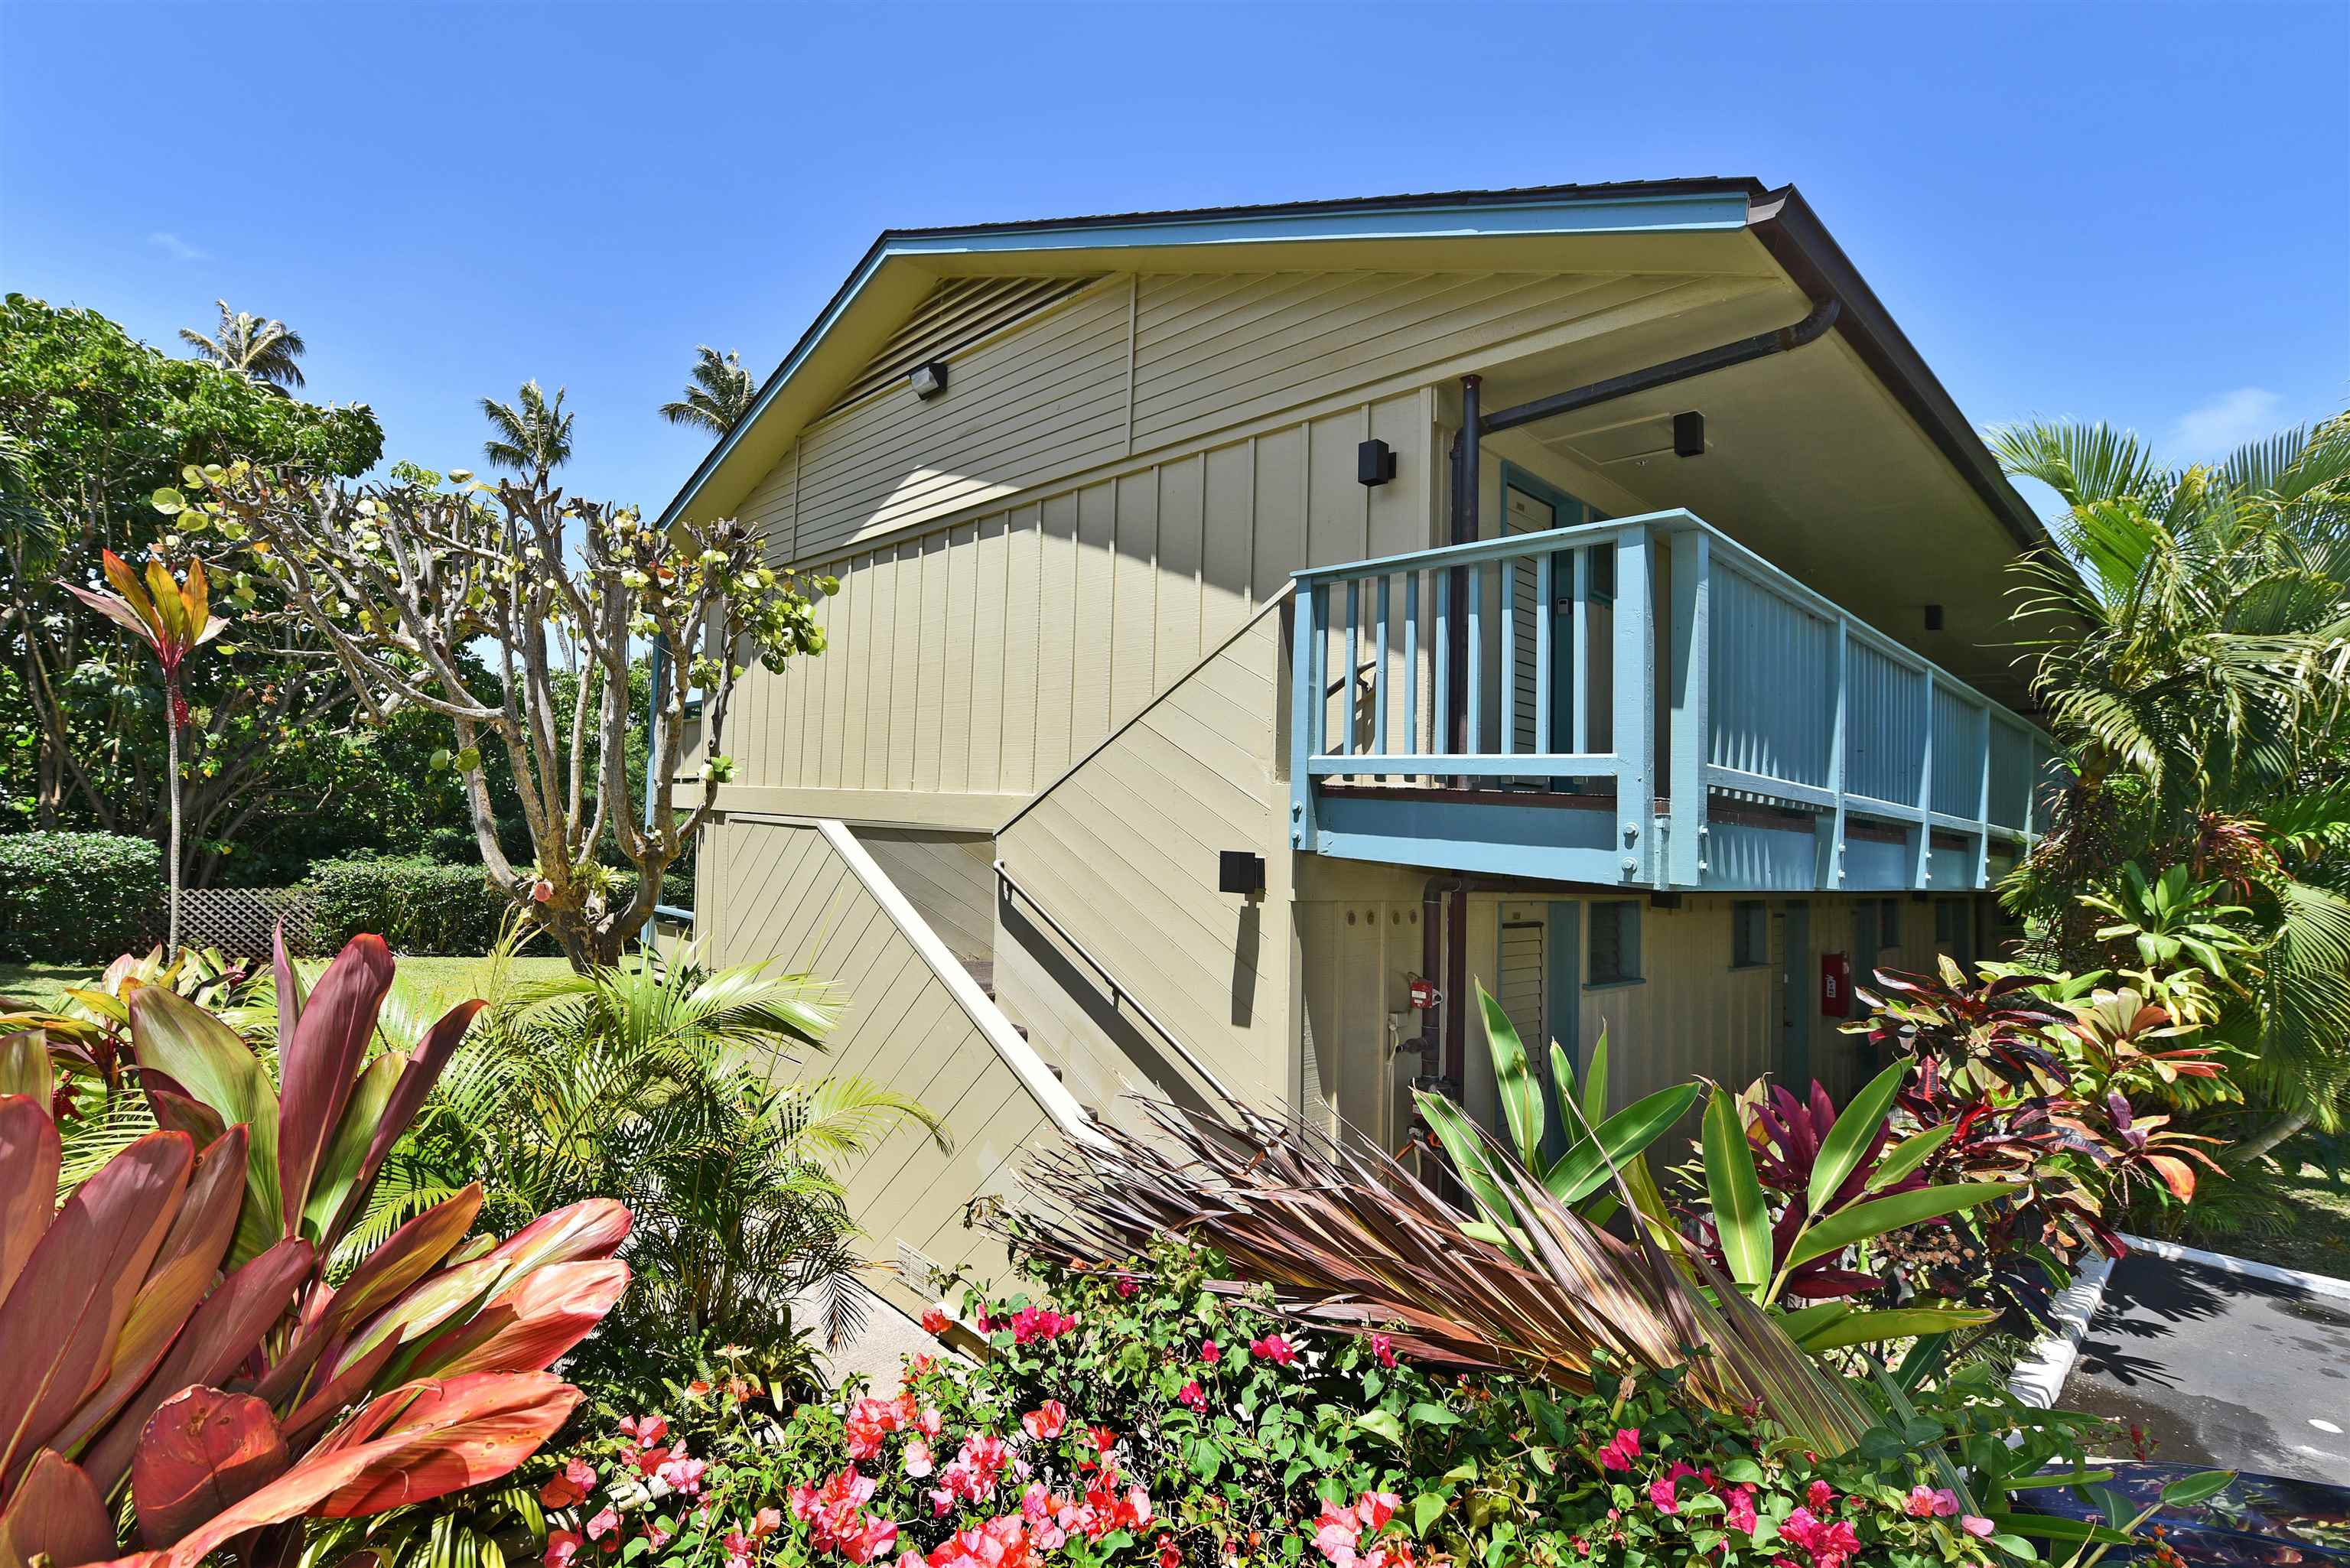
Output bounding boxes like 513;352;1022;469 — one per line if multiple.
2060;1252;2350;1485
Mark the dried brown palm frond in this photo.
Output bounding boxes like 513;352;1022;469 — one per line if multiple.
1008;1097;1874;1454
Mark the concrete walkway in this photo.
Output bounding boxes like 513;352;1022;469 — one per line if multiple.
2060;1251;2350;1484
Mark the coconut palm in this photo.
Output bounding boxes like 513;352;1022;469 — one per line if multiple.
360;939;946;1353
479;379;574;484
1994;411;2350;1160
179;298;308;389
661;345;757;439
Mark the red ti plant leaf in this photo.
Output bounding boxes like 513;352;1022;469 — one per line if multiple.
275;935;394;1238
0;1449;119;1568
132;1387;291;1549
78;1238;314;1497
0;1034;50;1106
0;1129;190;1485
0;1094;62;1304
329;1001;483;1244
404;1261;630;1380
146;1372;581;1568
46;1127;249;1461
300;1188;483;1346
140;1078;226;1152
480;1199;633;1277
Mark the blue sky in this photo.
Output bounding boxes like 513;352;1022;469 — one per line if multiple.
5;1;2345;522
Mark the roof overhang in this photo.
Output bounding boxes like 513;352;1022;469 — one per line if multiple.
659;178;2042;561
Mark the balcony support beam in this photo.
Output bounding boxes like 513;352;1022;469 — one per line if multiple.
1613;526;1655;885
1668;529;1710;887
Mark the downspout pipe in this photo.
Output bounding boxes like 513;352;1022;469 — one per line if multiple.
1475;295;1841;438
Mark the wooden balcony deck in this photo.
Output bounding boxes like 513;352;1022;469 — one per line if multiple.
1287;509;2063;893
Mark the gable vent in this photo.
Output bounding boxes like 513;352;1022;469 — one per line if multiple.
819;275;1102;419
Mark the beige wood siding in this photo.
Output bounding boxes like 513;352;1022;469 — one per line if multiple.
694;815;1052;1303
854;828;994;965
724;394;1430;803
1291;857;1433;1151
743;442;798;563
994;604;1291;1114
792;279;1134;559
1130;270;1724;453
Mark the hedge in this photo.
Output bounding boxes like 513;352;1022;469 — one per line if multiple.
308;856;640;955
0;831;164;964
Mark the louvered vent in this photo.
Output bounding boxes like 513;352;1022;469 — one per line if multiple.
819;275;1102;419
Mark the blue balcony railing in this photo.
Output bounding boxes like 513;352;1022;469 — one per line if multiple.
1287;509;2063;893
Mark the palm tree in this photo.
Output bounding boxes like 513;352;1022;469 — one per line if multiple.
179;299;307;389
660;346;757;439
1994;412;2350;1160
359;940;946;1353
479;379;574;485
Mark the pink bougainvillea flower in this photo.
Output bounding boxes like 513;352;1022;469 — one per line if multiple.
657;1452;707;1495
642;1522;673;1552
917;1404;944;1438
1021;1399;1068;1440
1116;1275;1138;1299
617;1414;669;1447
1962;1517;1996;1540
842;1516;900;1564
1250;1332;1298;1365
721;1531;755;1568
1370;1332;1397;1368
1178;1380;1205;1410
1597;1427;1642;1472
903;1438;935;1479
921;1305;953;1335
1906;1485;1963;1519
543;1531;582;1568
1199;1339;1221;1364
539;1456;596;1508
584;1508;620;1544
1808;1479;1837;1513
1086;1426;1119;1458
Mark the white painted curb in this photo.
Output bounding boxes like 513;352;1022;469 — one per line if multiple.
2116;1231;2350;1303
2008;1251;2115;1410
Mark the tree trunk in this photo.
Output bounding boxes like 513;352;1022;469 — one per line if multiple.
166;694;182;958
2230;1109;2310;1168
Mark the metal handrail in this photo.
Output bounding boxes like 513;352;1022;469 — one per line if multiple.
991;858;1245;1111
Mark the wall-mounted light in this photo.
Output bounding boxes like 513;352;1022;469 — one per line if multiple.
1218;850;1267;897
909;360;949;400
1924;603;1945;632
1357;438;1396;487
1672;411;1706;458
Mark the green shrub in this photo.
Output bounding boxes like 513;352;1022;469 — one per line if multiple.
0;831;162;963
308;854;514;955
308;854;640;955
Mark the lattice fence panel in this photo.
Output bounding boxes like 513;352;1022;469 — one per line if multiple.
177;888;324;958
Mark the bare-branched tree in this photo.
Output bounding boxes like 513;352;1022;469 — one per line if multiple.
173;460;832;968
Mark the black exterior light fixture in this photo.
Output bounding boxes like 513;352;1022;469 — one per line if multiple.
1672;411;1706;457
909;360;949;400
1218;850;1267;897
1358;438;1396;487
1924;603;1945;632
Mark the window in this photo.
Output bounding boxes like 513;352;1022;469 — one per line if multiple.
1873;897;1902;954
1731;900;1769;968
1935;900;1961;947
1588;900;1642;986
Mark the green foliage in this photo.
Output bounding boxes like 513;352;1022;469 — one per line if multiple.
580;1235;2020;1568
309;855;533;955
0;830;161;961
1;292;383;860
366;946;939;1375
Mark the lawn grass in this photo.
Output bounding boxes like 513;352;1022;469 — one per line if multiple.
2223;1140;2350;1281
1;951;576;1023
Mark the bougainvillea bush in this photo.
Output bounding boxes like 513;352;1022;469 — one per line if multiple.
536;1234;2028;1568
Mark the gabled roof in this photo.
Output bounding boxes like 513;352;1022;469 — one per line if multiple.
659;179;2041;550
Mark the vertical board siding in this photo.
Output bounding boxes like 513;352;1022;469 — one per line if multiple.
694;816;1051;1300
1844;639;1927;808
994;610;1291;1106
731;396;1426;799
1988;721;2032;830
792;279;1134;558
1707;564;1834;788
1930;686;1982;818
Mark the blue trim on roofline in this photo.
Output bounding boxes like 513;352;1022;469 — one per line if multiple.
655;190;1753;529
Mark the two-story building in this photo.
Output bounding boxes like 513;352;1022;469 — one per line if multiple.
659;178;2062;1321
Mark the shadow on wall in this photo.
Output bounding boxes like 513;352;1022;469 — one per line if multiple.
998;893;1232;1125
